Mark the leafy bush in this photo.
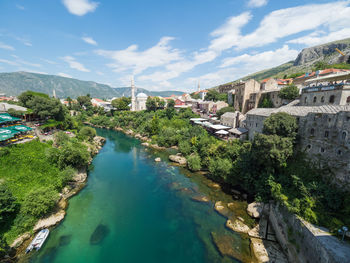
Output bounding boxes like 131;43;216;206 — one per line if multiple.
0;185;17;224
21;187;59;218
187;154;201;171
79;126;97;141
278;85;299;100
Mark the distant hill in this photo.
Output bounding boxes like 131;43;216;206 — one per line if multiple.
0;72;183;99
218;38;350;86
112;87;183;98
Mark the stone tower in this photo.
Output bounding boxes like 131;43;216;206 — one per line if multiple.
131;77;136;111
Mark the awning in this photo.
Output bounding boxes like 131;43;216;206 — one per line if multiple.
10;125;32;132
215;130;229;135
210;124;231;130
0;128;18;141
0;113;21;123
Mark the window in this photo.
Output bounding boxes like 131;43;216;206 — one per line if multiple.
311;128;315;135
306;145;312;151
304;97;308;103
347;96;350;104
256;123;258;127
320;147;325;153
321;96;325;103
342;131;347;140
313;96;317;103
338;150;342;156
325;131;329;138
329;95;335;104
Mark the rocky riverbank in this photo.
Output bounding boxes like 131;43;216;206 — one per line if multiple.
6;135;106;262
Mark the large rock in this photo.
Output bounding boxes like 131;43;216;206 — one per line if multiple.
250;238;269;262
211;232;245;261
72;170;87;183
141;142;149;147
191;195;210;203
214;201;231;218
33;210;65;231
250;238;288;263
155;157;161;162
247;202;264;219
226;219;250;234
169;155;187;165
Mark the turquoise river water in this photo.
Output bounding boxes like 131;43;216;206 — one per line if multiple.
27;129;255;263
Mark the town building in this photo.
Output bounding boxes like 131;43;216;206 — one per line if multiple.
220;111;244;128
300;71;350;106
232;79;261;114
131;78;148;111
246;104;350;188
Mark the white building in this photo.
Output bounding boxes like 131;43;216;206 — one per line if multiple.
131;78;148;111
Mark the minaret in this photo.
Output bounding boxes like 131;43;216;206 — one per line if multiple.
131;77;136;111
53;89;56;99
197;80;200;92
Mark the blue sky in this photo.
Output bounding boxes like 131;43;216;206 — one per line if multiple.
0;0;350;92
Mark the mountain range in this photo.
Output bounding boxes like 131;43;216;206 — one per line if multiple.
219;38;350;86
0;71;183;99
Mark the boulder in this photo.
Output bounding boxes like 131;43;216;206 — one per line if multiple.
247;202;264;219
250;238;269;262
191;195;210;203
72;171;87;183
170;145;178;150
211;232;245;261
151;144;166;150
115;127;123;131
155;157;161;162
33;210;65;231
226;219;250;234
169;155;187;165
141;142;149;147
90;224;110;245
214;201;231;218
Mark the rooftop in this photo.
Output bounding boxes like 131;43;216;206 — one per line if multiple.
247;105;350;117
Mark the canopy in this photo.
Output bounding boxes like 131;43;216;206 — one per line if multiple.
0;133;13;141
0;128;18;142
228;127;248;135
215;130;229;135
10;125;32;132
0;113;21;123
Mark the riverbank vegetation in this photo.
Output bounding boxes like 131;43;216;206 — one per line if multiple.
87;106;350;233
0;91;99;256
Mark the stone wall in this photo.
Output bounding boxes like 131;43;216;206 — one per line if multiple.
269;202;350;263
300;88;350;106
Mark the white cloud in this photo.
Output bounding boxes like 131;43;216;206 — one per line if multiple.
247;0;268;8
209;12;252;52
16;4;25;10
0;42;15;51
82;36;97;46
96;71;104;75
220;45;298;69
58;72;73;78
95;37;182;74
17;59;41;68
0;59;19;66
288;28;350;46
62;56;90;72
62;0;99;16
40;58;57;65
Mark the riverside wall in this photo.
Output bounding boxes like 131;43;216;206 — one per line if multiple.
269;202;350;263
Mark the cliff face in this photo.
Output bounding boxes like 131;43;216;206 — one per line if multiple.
294;39;350;66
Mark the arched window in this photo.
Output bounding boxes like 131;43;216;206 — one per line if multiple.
347;96;350;104
306;145;312;151
325;131;329;138
342;131;347;140
304;97;308;104
321;96;325;103
311;128;315;135
320;147;325;153
313;96;317;103
329;95;335;104
338;150;342;156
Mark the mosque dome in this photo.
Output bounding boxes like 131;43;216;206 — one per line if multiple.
136;93;148;98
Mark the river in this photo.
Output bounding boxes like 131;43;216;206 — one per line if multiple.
29;128;255;263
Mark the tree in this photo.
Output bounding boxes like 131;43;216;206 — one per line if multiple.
167;99;175;108
187;154;201;171
204;90;228;102
27;96;65;120
18;91;49;107
209;158;232;181
278;85;299;100
258;96;274;108
313;61;330;71
263;112;298;139
146;97;157;111
21;187;59;218
111;97;131;111
0;184;17;224
77;95;92;108
66;97;73;109
79;126;97;141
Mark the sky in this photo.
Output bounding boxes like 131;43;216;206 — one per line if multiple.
0;0;350;92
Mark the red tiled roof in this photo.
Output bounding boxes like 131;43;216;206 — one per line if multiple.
92;98;104;102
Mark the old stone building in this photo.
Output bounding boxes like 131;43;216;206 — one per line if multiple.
246;105;350;188
233;79;261;114
220;111;243;128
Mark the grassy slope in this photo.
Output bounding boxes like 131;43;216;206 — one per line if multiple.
0;140;61;241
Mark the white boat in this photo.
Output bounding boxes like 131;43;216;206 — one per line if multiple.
25;229;49;253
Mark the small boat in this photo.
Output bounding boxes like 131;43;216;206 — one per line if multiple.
25;229;50;253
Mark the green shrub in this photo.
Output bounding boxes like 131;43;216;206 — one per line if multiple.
187;154;201;171
21;187;59;218
0;184;18;224
79;126;97;141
